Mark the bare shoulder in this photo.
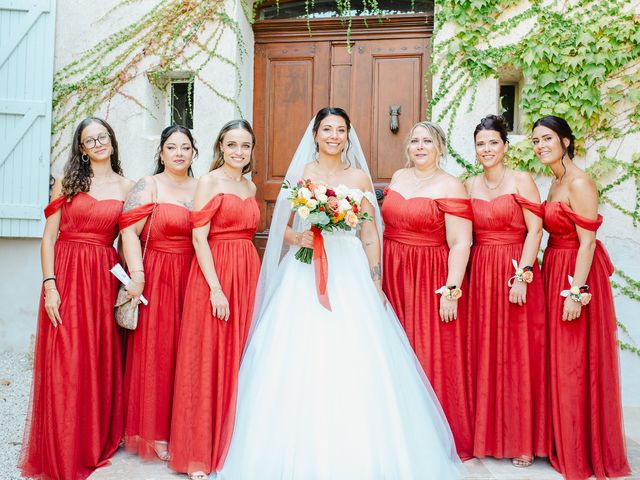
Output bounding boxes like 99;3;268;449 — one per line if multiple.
119;176;136;195
198;170;222;187
463;174;479;192
247;179;258;196
514;169;541;201
568;171;597;200
348;167;373;192
439;171;467;197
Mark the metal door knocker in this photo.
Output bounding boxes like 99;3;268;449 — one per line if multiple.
389;105;401;134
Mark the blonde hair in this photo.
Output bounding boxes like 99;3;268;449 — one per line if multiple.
210;119;256;174
404;121;447;167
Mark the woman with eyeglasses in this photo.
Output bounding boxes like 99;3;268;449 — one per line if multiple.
119;125;198;462
19;117;134;480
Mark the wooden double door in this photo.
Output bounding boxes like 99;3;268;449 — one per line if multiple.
252;15;433;248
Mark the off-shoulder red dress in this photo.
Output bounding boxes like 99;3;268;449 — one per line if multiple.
120;203;195;459
19;193;124;480
381;189;474;460
169;193;261;474
543;201;630;480
467;194;549;459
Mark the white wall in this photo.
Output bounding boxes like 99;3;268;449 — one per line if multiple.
0;239;41;352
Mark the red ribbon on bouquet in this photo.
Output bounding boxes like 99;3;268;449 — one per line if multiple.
311;226;332;311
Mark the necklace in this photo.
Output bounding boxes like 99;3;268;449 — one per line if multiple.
482;166;507;190
412;166;439;183
221;166;242;182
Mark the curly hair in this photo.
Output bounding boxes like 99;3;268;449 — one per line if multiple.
61;117;123;198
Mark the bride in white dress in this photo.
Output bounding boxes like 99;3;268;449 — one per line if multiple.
217;107;462;480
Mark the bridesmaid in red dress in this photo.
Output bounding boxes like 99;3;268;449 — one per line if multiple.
169;120;261;480
119;125;198;461
533;115;630;480
464;115;549;466
382;121;474;460
19;118;134;480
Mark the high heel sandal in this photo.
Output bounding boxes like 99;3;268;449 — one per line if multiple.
153;441;170;462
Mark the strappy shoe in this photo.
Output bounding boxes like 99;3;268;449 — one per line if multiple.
512;455;534;467
188;472;209;480
153;441;170;462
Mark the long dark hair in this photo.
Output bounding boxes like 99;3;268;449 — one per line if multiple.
210;119;256;175
532;115;575;159
474;114;509;143
61;117;123;198
312;107;352;165
532;115;575;181
154;125;198;176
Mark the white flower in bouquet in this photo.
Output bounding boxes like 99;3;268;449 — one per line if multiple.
316;193;328;203
298;187;312;200
298;206;311;218
348;189;364;203
306;198;318;209
334;184;349;199
338;198;352;213
314;184;327;195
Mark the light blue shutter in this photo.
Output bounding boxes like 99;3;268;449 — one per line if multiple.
0;0;56;237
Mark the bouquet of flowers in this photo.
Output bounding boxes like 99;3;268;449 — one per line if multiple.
283;179;371;264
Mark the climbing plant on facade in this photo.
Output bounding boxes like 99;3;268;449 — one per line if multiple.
429;0;640;354
52;0;247;162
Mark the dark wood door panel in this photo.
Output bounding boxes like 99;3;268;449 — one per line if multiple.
253;19;431;254
253;42;330;232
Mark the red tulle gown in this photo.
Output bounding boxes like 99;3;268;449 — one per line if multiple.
169;193;261;474
381;189;474;460
467;194;549;459
120;203;194;459
543;201;630;480
19;192;124;480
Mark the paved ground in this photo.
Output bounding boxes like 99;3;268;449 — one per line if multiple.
1;351;639;479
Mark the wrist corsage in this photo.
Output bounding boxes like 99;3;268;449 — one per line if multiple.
435;285;463;300
560;275;592;306
507;259;534;287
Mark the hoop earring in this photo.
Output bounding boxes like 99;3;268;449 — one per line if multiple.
81;153;89;163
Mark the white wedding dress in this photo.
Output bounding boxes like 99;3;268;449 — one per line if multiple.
217;190;462;480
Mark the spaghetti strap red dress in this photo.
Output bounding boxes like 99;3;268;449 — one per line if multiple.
381;189;474;460
120;203;195;459
19;192;124;480
543;201;630;480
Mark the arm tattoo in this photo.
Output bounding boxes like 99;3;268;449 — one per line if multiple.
123;178;146;212
370;264;381;281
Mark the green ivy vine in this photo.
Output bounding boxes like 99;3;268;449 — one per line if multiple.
430;0;640;355
51;0;248;162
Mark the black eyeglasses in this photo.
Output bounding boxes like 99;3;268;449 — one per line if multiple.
82;133;111;149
